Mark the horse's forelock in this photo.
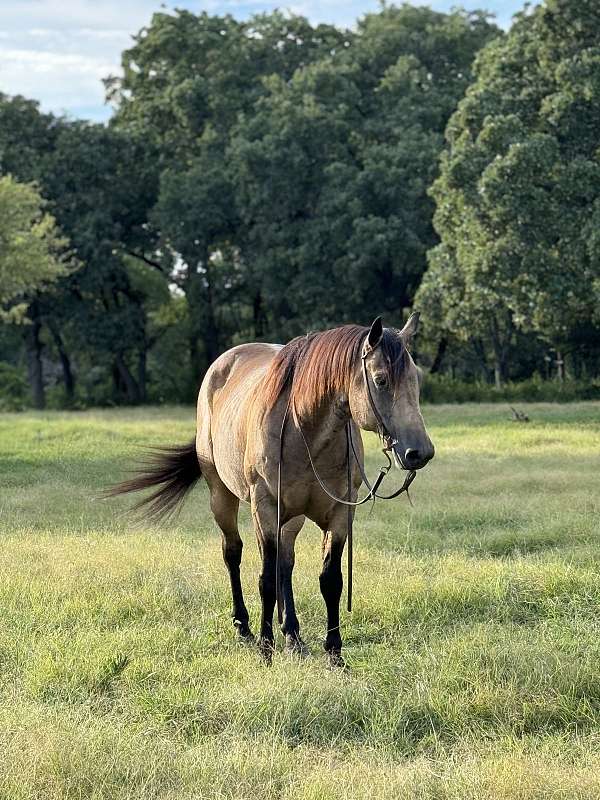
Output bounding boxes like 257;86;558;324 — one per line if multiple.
379;328;407;380
263;324;408;418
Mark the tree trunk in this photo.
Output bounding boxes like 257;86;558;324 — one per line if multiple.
138;348;147;403
493;362;503;390
204;264;219;366
184;269;204;386
492;345;508;389
112;363;120;402
203;305;219;366
114;354;141;404
184;258;219;387
47;320;75;402
25;302;45;409
556;350;565;382
490;318;510;389
429;337;447;374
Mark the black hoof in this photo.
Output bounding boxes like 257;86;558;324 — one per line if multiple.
234;620;255;643
285;634;309;658
327;650;347;670
257;637;275;665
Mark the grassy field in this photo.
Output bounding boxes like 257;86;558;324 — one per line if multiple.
0;402;599;799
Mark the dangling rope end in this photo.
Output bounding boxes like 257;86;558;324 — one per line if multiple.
346;423;353;615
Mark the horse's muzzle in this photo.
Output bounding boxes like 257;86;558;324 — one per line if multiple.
392;442;435;470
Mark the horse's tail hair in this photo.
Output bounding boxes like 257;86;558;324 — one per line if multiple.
104;439;201;522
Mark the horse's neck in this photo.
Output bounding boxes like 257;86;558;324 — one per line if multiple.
298;394;350;453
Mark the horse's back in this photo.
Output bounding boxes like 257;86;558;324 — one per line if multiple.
196;342;281;500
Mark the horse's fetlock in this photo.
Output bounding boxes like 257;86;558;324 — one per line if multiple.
285;633;309;658
327;649;346;670
233;615;253;640
324;630;342;653
258;635;275;665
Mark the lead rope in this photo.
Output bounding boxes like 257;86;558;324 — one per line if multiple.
346;422;353;613
276;399;291;626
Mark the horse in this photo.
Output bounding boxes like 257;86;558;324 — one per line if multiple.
107;315;434;666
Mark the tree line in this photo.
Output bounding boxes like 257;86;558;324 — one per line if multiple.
1;0;599;409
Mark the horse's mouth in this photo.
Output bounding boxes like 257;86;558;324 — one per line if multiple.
391;447;406;470
389;441;411;471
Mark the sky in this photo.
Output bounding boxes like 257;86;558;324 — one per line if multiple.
0;0;532;123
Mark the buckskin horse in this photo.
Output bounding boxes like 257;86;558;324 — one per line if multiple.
108;315;434;666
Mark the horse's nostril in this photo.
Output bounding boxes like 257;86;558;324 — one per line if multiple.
404;448;420;466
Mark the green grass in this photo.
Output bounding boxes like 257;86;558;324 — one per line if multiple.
0;402;599;799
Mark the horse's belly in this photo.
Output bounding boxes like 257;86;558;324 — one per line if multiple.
208;347;278;502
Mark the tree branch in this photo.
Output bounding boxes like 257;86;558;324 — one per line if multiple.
123;248;168;275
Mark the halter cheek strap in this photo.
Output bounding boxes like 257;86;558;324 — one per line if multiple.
361;341;398;450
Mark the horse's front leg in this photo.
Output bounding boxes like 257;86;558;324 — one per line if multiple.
320;508;352;668
252;490;306;662
279;515;307;656
251;493;279;663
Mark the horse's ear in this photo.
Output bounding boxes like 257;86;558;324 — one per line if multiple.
367;316;384;350
399;311;419;342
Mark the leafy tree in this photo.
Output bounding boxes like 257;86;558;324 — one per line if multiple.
42;121;161;403
230;6;499;335
0;175;69;320
108;10;351;377
418;0;600;384
107;10;348;154
0;175;73;408
0;95;161;405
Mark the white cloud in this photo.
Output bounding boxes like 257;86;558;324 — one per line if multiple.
0;45;115;117
0;1;159;118
0;1;158;36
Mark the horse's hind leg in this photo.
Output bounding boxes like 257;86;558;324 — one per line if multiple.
208;478;253;641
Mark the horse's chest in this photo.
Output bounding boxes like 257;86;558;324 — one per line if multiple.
280;446;354;526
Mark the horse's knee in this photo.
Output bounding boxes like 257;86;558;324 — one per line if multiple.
319;559;343;603
259;566;275;599
320;550;343;653
222;536;243;569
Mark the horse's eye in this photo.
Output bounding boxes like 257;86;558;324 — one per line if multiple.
373;373;388;389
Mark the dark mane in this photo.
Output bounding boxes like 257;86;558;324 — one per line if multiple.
263;324;406;419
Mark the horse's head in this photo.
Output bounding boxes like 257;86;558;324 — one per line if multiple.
349;315;434;471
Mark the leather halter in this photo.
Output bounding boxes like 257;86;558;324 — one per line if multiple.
275;334;416;624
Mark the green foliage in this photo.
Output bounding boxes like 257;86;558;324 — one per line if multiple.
2;4;600;407
421;373;600;403
107;5;498;356
228;7;499;334
0;362;28;410
0;94;161;406
418;0;600;382
0;175;70;321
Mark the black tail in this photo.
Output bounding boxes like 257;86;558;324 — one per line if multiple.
105;439;201;521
